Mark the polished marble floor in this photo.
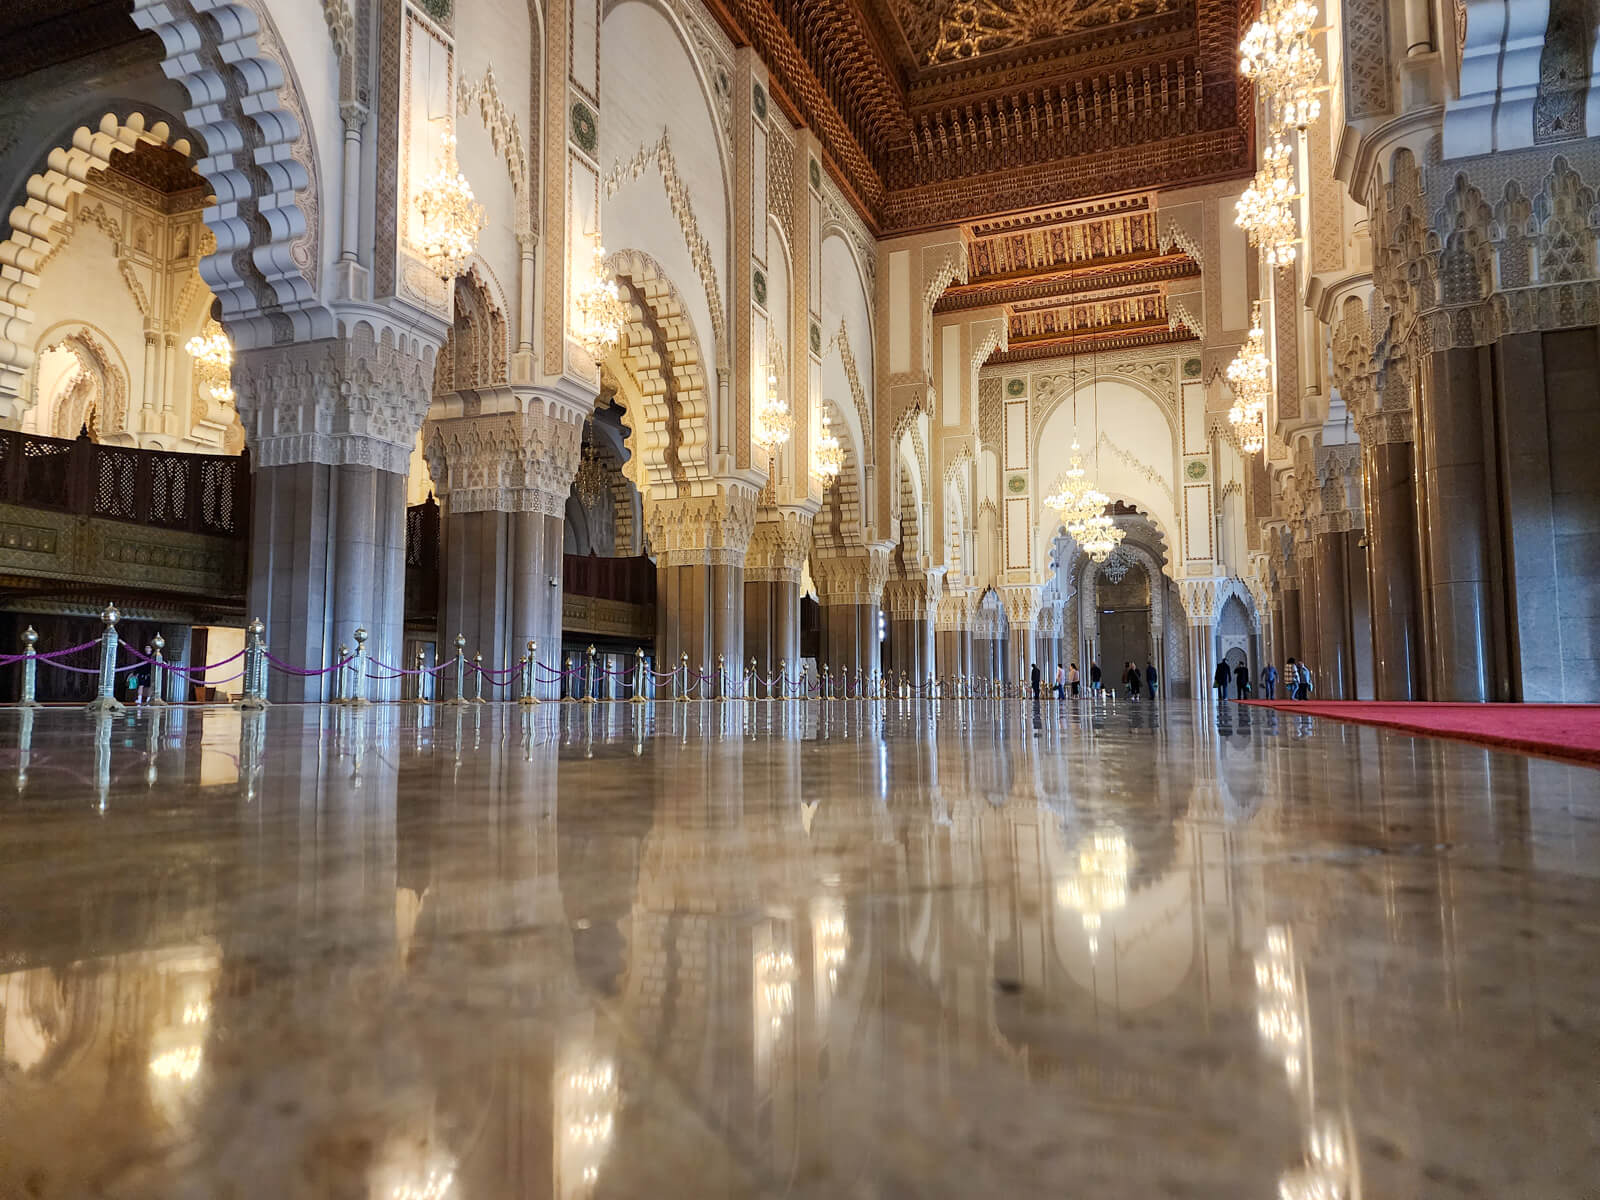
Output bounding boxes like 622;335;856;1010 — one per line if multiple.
0;698;1596;1199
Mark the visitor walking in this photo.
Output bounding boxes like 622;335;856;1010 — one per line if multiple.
1145;660;1158;700
1262;662;1278;699
1054;662;1065;698
1234;660;1250;699
1213;659;1231;701
1125;661;1142;700
1069;663;1081;697
1089;662;1102;694
1029;662;1041;700
1295;658;1314;699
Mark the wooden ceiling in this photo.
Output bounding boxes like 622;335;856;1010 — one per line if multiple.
708;0;1253;233
0;0;151;82
936;193;1201;363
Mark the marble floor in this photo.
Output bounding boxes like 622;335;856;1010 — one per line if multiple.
0;699;1596;1199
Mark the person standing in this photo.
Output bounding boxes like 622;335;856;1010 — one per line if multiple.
1296;658;1314;699
1054;662;1065;699
1069;663;1081;697
1145;660;1158;701
1029;662;1041;700
1089;662;1102;694
1213;659;1231;700
1234;660;1250;699
1262;662;1278;700
1125;661;1142;700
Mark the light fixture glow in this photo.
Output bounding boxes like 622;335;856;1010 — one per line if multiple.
815;406;843;481
576;236;626;357
185;322;234;405
415;131;485;280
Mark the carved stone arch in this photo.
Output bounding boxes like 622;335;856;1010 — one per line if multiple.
815;402;867;551
605;247;712;497
435;262;511;395
1073;532;1168;657
1435;173;1496;303
820;226;877;350
31;324;132;442
895;458;922;563
1534;155;1598;283
1030;367;1178;471
129;0;329;344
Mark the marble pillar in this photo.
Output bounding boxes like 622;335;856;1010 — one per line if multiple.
1365;439;1423;699
424;395;588;700
814;548;889;684
649;490;759;694
1279;584;1303;666
1422;346;1495;700
233;327;442;702
1313;530;1354;699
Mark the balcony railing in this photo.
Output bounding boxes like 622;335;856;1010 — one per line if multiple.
0;429;249;539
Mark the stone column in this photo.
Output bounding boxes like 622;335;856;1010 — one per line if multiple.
1422;345;1495;700
1311;446;1363;699
1292;537;1320;692
745;508;813;684
423;390;587;698
814;547;889;684
1000;586;1041;693
1279;577;1303;667
1362;431;1421;696
648;488;758;694
885;574;930;685
235;325;438;701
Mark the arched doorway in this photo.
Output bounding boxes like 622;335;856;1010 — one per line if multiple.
1096;553;1152;684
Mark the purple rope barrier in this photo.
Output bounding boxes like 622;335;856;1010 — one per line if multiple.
0;637;105;666
367;659;454;677
121;646;245;675
40;660;105;675
471;662;520;680
264;652;353;677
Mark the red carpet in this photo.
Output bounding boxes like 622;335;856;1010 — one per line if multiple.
1243;700;1600;767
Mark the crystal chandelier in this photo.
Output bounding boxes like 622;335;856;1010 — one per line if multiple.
1044;440;1103;531
185;321;234;404
814;405;843;481
576;237;626;357
574;433;608;508
1235;138;1300;267
1079;508;1125;563
1240;0;1322;130
415;132;485;280
753;351;792;455
1228;301;1273;456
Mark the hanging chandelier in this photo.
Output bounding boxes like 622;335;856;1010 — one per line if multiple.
1044;440;1102;530
1056;350;1123;563
1235;138;1300;266
814;405;843;481
1240;0;1322;128
415;132;485;280
185;321;234;405
576;237;626;357
1227;300;1273;456
1079;508;1125;563
753;358;792;455
574;434;608;508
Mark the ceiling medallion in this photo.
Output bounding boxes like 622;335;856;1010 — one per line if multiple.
923;0;1173;65
415;131;485;280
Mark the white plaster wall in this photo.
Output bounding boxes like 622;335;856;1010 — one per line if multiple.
820;230;873;502
600;1;727;371
452;0;533;321
1033;378;1178;571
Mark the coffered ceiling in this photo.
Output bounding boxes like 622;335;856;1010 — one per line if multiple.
935;193;1201;363
709;0;1252;233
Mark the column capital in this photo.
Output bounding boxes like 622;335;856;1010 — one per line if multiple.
814;544;890;605
935;588;972;631
234;323;440;475
998;584;1041;632
746;507;814;583
423;402;585;517
645;484;759;567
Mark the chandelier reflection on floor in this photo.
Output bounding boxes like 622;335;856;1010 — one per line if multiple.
1055;827;1133;957
756;946;796;1034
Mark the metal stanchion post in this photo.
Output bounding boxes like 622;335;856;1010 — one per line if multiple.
528;643;547;710
149;633;169;706
472;653;487;703
444;634;468;705
415;647;430;703
775;659;786;701
747;657;758;701
332;644;349;704
716;654;726;703
86;602;125;713
821;664;832;702
562;654;575;702
350;628;369;706
677;651;689;702
584;644;598;705
854;665;863;699
631;647;647;704
18;626;40;708
239;618;269;709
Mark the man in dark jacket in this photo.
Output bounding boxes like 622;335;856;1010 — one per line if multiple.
1145;660;1158;700
1089;662;1102;693
1234;661;1250;698
1213;659;1231;700
1029;662;1041;700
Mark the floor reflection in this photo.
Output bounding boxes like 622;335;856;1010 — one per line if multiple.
0;701;1594;1198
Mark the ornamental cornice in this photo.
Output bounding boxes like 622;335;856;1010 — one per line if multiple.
998;584;1041;630
423;404;584;516
813;545;890;604
746;508;814;582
